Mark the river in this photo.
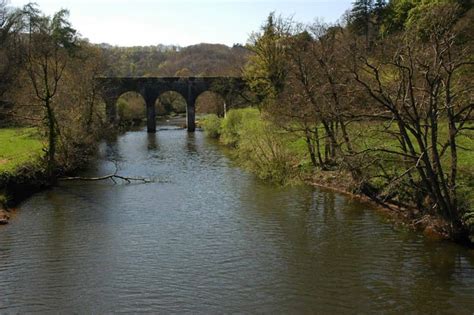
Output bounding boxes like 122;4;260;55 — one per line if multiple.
1;122;473;313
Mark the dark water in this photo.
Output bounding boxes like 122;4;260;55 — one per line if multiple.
1;125;474;313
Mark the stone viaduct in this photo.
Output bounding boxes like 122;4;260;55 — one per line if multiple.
96;77;246;132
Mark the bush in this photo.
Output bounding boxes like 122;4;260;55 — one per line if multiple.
204;108;298;183
220;108;260;146
200;114;222;138
236;115;296;183
117;96;145;122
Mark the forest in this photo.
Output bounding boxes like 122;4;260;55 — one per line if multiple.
0;0;473;243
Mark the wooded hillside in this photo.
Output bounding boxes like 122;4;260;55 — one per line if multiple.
101;43;250;77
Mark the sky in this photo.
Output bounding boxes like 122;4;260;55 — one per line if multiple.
8;0;353;47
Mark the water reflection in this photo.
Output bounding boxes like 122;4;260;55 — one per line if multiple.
147;132;158;150
185;132;197;154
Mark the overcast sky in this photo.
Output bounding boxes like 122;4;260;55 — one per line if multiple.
8;0;353;47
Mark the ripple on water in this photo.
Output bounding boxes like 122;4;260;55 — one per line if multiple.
0;126;473;313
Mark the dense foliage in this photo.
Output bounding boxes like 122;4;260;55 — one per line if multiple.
101;43;249;77
202;109;300;183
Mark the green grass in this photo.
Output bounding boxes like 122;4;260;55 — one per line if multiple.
348;121;474;171
349;121;474;200
0;128;44;174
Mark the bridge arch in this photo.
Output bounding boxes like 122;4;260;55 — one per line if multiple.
156;90;187;116
195;91;226;117
116;91;146;125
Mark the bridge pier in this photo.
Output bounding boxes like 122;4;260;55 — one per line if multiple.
146;100;156;133
186;102;196;132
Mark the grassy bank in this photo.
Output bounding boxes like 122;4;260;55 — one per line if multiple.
200;108;474;242
201;108;305;184
0;128;44;208
0;128;43;173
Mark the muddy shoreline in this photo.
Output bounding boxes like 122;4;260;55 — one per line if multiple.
304;170;473;247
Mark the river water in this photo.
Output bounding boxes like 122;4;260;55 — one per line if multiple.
1;123;474;313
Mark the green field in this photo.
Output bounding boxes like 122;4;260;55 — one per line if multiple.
0;128;44;174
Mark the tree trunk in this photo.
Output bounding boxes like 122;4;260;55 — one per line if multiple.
45;99;57;181
304;127;317;167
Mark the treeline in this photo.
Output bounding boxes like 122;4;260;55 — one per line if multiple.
0;1;106;178
101;43;249;77
204;0;474;241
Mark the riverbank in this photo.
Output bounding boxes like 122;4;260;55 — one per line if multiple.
0;125;103;224
200;109;474;245
0;128;43;173
0;128;45;224
0;118;182;225
302;169;454;242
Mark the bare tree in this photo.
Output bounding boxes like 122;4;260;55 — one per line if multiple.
352;3;473;232
22;5;78;179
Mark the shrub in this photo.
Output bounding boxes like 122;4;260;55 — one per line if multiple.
201;107;299;184
220;108;260;146
235;110;296;183
117;97;145;122
200;114;222;138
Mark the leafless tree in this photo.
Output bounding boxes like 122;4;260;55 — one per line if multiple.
352;3;473;231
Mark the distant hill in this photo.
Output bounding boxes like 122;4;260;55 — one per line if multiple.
100;43;250;77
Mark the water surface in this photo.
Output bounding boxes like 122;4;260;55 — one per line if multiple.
1;125;473;313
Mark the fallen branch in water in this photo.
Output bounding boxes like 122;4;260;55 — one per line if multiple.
59;161;152;184
60;174;152;184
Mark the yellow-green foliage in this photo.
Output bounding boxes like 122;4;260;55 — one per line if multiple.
203;110;474;216
405;1;463;40
117;93;145;121
202;108;300;183
220;108;260;146
200;114;222;138
0;128;44;174
236;112;297;183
